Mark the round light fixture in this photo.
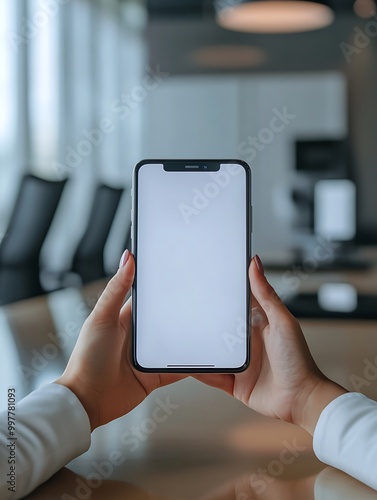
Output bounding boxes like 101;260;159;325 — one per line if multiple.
190;44;267;69
354;0;376;18
217;1;335;34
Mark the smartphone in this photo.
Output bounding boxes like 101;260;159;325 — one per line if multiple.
131;159;252;373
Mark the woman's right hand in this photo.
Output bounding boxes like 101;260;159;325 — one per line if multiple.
196;256;347;435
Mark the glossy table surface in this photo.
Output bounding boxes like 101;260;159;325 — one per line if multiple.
0;257;377;499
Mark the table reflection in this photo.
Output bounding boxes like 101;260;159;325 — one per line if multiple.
2;277;377;500
25;465;377;500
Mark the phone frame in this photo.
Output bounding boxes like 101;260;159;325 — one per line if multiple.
131;159;252;373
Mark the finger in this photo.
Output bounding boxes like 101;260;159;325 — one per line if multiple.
232;314;264;393
93;250;135;323
251;294;268;332
249;257;294;327
193;374;234;396
119;295;132;332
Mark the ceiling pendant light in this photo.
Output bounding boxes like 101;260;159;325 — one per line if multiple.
354;0;377;18
216;1;335;34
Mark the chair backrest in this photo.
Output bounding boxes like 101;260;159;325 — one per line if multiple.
72;184;124;283
0;175;67;267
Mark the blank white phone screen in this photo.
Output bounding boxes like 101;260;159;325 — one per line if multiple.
134;163;249;370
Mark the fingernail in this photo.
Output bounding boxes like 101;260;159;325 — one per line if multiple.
254;255;264;276
119;249;130;269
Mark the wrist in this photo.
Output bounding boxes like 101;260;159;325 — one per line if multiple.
292;376;348;436
55;376;99;432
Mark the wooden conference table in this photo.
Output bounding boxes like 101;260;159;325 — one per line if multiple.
1;257;377;499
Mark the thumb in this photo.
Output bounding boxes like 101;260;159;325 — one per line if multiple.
92;250;135;323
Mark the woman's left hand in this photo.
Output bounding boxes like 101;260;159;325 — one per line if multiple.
56;250;185;431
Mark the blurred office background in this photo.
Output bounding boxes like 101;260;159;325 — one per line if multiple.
1;0;377;359
1;0;377;302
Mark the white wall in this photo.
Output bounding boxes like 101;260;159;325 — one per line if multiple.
143;72;347;258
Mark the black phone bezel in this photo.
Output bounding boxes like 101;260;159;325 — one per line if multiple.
131;159;252;373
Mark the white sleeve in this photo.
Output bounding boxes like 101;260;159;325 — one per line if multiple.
313;392;377;491
0;383;91;500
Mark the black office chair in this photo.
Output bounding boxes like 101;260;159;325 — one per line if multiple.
0;174;67;305
71;184;124;284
